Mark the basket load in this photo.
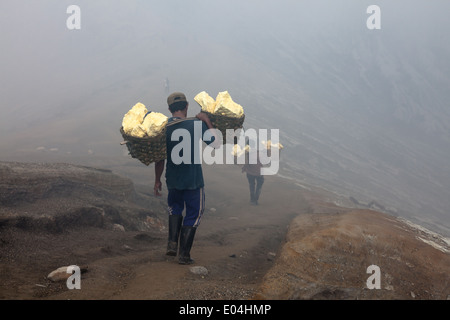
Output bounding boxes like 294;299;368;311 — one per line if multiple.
194;91;245;143
261;140;284;150
230;140;284;158
120;102;168;166
230;144;250;158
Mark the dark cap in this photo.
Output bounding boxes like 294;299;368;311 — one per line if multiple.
167;92;187;106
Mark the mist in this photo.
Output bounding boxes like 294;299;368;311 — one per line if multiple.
1;0;450;235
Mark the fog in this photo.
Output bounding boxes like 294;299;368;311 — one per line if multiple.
1;0;450;235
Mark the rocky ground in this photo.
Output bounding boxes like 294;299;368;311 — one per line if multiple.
0;161;449;300
256;208;450;299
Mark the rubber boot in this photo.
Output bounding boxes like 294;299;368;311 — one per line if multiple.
166;214;183;256
178;226;197;265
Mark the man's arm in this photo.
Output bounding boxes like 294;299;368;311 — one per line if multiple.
154;159;165;196
196;112;220;148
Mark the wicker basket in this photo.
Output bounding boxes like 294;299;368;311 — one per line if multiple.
201;111;245;144
120;127;166;166
120;111;245;164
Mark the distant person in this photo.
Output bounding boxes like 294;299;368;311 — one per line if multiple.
154;92;218;265
241;140;264;205
164;78;170;94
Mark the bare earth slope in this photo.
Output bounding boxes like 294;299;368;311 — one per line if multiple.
0;161;449;300
256;208;450;300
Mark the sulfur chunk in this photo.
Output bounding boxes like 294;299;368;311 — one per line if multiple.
122;103;148;136
262;140;284;150
122;103;169;138
213;91;244;118
141;112;169;137
194;91;216;113
130;125;147;138
195;90;244;118
231;144;250;157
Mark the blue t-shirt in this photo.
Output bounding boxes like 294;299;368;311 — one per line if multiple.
165;117;214;190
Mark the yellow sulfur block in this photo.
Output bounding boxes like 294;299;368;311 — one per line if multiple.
194;91;216;113
130;125;147;138
262;140;284;150
231;144;250;157
213;91;244;118
141;112;169;137
122;103;148;136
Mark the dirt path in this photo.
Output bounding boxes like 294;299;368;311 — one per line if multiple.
113;189;303;300
2;163;448;301
1;165;309;300
70;170;304;300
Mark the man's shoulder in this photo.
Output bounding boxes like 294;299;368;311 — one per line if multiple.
168;117;201;125
168;117;207;132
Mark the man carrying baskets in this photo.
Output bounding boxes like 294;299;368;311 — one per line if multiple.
242;139;264;205
154;92;218;265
